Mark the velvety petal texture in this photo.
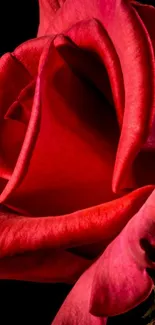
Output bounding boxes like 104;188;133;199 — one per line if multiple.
0;0;154;216
52;259;107;324
0;186;152;282
52;188;155;324
0;25;120;216
38;0;155;192
0;37;48;199
0;0;155;322
38;0;66;36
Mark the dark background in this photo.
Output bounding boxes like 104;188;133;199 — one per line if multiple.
0;0;39;56
0;0;155;324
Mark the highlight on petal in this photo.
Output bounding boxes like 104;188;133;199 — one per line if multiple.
0;186;153;282
0;37;47;119
13;36;49;77
90;188;155;317
108;1;155;192
126;2;155;188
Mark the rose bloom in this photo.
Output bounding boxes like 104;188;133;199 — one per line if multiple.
0;0;155;323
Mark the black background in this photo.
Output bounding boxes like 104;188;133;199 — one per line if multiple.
0;0;39;56
0;0;155;324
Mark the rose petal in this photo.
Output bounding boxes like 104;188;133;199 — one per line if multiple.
38;0;66;36
0;119;27;181
52;188;155;323
62;19;124;125
107;1;155;192
0;37;49;191
5;80;35;124
13;37;49;77
90;188;155;317
0;249;91;283
134;3;155;150
0;53;31;117
0;186;152;282
43;0;155;192
52;260;107;324
124;3;155;188
3;35;119;215
0;53;31;182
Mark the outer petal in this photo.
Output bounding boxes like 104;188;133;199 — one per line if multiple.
52;188;155;324
0;53;31;184
38;0;66;36
133;3;155;151
127;3;155;187
0;37;48;191
52;260;107;325
13;37;49;77
0;52;31;117
90;188;155;317
112;3;155;192
0;186;153;282
0;37;47;118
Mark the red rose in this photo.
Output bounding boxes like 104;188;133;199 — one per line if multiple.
0;0;155;323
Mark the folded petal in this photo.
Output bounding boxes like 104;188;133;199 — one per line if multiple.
2;4;154;215
44;0;155;192
13;37;49;77
0;66;40;202
0;53;31;116
63;19;124;125
3;35;119;215
52;259;107;324
90;188;155;317
0;37;48;118
126;3;155;188
0;186;152;282
5;81;35;125
107;0;155;192
0;37;49;192
52;187;155;323
134;2;155;151
0;53;31;182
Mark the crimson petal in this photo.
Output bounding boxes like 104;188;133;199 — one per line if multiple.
52;188;155;323
52;259;107;324
42;0;155;192
90;188;155;316
38;0;66;36
0;186;152;282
